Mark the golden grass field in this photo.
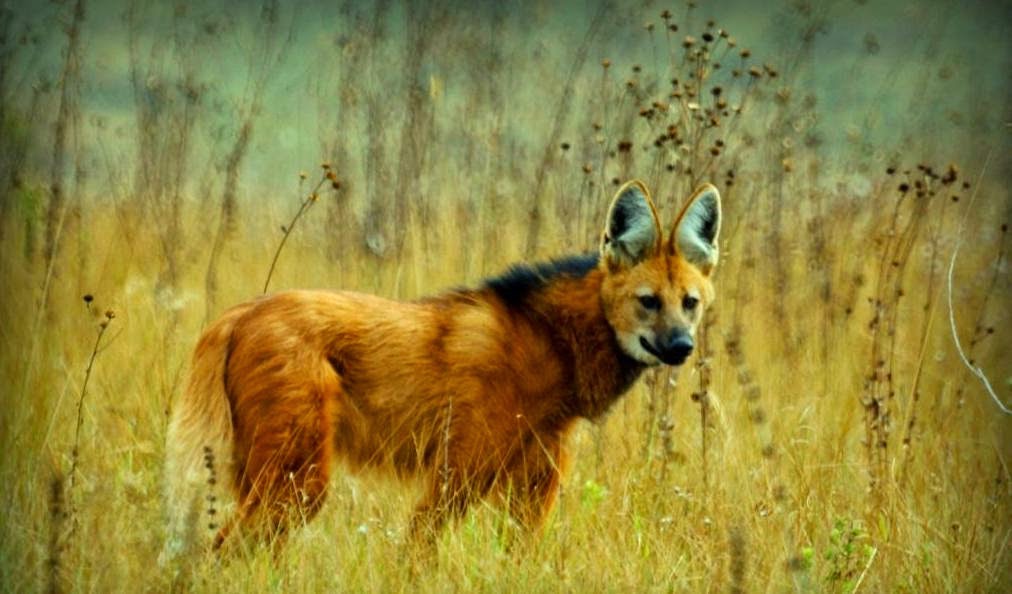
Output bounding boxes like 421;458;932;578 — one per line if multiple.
1;1;1009;592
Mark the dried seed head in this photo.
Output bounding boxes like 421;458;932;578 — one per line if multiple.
941;163;959;184
601;58;611;69
682;36;696;48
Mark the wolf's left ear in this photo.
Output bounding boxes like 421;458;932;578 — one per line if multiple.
601;180;662;270
671;183;721;274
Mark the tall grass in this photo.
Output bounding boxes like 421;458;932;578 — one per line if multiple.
1;1;1009;592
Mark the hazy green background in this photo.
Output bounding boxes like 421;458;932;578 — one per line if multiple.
3;0;1009;219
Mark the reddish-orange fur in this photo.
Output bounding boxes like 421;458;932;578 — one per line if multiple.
161;181;721;557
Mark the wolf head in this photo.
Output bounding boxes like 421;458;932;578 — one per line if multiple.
600;181;722;367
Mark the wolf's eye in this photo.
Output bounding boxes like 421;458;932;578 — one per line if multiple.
638;294;662;311
682;295;699;311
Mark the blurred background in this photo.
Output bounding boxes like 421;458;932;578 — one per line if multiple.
1;0;1009;591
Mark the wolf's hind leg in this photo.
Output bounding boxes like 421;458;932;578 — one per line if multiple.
217;356;340;551
215;434;331;551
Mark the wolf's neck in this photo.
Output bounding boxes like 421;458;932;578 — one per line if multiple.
532;269;646;419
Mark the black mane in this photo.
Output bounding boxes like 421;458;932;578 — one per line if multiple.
484;253;599;306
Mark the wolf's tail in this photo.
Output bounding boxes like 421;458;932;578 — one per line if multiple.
159;303;253;565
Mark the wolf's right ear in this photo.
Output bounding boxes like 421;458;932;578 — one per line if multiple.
601;180;662;270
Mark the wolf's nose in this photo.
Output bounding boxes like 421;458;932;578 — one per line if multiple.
660;332;693;364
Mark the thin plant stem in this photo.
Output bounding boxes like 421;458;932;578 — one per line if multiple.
263;173;331;294
67;311;113;493
944;149;1009;415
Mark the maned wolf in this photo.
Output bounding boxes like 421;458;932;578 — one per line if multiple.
161;180;721;559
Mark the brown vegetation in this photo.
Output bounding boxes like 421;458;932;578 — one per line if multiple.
0;2;1008;592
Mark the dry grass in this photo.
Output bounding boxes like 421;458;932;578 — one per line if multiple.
1;2;1010;592
2;169;1008;593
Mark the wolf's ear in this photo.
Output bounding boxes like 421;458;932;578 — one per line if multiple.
601;180;662;270
671;183;721;274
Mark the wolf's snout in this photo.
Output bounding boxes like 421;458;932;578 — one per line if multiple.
658;331;693;365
